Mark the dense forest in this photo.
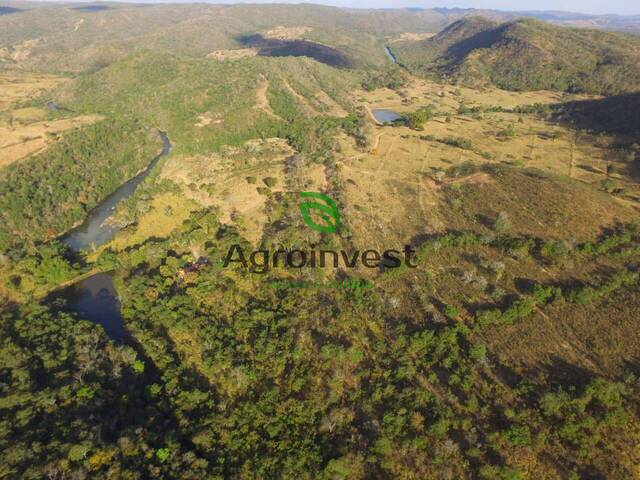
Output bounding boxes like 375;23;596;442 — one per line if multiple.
2;209;640;478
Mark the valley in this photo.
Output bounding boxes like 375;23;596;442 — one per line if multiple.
0;3;639;479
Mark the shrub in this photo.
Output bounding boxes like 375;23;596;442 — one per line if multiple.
263;177;278;188
497;126;516;138
405;106;434;130
444;305;460;318
494;212;512;234
439;136;473;150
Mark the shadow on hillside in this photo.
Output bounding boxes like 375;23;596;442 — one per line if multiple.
445;25;504;62
554;92;640;137
237;34;353;68
71;5;111;12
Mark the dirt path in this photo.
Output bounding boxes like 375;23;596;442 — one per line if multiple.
255;76;280;119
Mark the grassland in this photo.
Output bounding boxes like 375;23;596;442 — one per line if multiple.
0;73;104;168
339;77;639;255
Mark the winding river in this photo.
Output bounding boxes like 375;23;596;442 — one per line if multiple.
62;131;171;251
54;131;171;341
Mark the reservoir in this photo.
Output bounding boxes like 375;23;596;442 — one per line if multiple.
371;108;402;124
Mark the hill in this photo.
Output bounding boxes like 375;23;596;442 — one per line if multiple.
393;17;640;94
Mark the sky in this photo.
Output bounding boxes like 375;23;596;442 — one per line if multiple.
202;0;639;16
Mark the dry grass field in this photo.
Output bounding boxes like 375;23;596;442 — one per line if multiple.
0;73;102;169
159;138;304;245
339;78;640;250
108;192;199;251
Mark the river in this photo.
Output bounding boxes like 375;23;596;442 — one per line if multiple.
53;130;171;341
62;131;171;251
384;46;398;64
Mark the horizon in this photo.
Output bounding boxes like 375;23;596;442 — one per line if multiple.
10;0;640;17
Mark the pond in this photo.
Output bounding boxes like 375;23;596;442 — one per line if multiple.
371;109;402;124
54;273;127;340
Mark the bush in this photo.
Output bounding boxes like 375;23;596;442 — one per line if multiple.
404;106;434;130
494;212;512;234
263;177;278;188
497;126;516;138
439;136;473;150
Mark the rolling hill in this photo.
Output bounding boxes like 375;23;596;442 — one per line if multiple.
393;17;640;94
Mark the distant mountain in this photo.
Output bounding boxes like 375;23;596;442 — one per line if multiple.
0;6;22;15
393;17;640;95
410;7;640;35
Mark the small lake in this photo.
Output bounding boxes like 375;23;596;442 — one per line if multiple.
371;109;402;124
62;131;171;251
54;273;127;340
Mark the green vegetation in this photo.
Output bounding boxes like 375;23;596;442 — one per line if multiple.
404;106;434;130
395;17;640;95
439;136;473;149
0;119;160;249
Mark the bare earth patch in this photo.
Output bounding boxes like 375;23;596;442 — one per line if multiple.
0;115;103;169
263;26;312;40
254;77;280;119
206;48;259;61
314;90;348;117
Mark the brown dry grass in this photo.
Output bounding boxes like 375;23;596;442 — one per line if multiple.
263;26;312;40
0;115;102;169
206;48;259;61
108;193;199;251
0;73;102;169
161;138;294;245
339;76;639;251
0;73;66;110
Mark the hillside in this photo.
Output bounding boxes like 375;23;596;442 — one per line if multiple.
393;17;640;94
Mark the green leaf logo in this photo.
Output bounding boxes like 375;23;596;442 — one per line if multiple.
299;192;341;234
